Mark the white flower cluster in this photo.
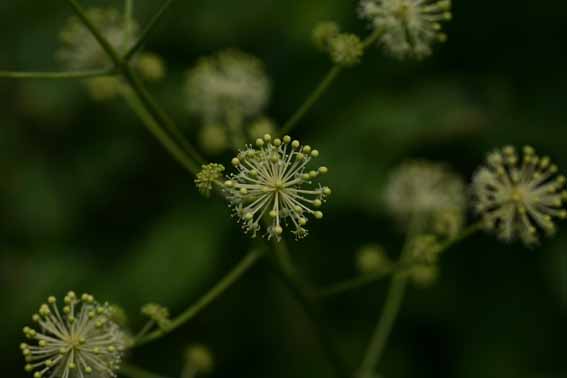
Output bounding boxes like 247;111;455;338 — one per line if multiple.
186;50;271;124
359;0;452;59
472;146;567;246
384;160;466;237
224;134;331;241
21;292;126;378
58;8;138;70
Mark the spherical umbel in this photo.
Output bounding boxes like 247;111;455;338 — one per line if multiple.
224;135;331;241
358;0;452;60
472;146;567;246
58;8;139;70
21;292;126;378
384;160;466;237
185;49;271;123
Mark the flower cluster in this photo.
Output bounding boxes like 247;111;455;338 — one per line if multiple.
358;0;452;59
312;22;364;67
141;303;171;330
58;8;138;70
195;163;225;197
356;244;392;275
329;34;364;67
21;292;126;378
183;344;215;377
406;235;441;288
312;21;340;51
472;146;567;246
186;49;271;124
384;160;466;237
58;7;166;101
224;135;331;241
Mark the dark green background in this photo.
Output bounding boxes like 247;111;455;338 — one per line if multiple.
1;0;566;377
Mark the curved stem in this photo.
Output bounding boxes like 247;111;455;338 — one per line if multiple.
356;222;482;377
279;65;342;136
279;29;385;136
120;67;205;170
362;28;385;49
66;0;204;174
269;240;350;378
133;248;265;347
0;69;115;80
125;0;175;61
318;223;484;299
357;269;407;378
124;0;134;50
120;89;200;175
120;363;173;378
317;271;391;298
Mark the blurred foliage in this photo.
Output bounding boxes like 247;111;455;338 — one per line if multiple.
1;0;567;377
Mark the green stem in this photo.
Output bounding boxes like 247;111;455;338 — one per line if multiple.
318;223;483;299
362;28;385;50
133;248;265;347
0;69;115;80
120;89;200;175
134;320;155;340
279;65;342;136
269;240;350;378
317;271;391;298
357;221;482;377
66;0;204;174
279;29;385;137
357;268;408;378
225;108;246;151
124;0;134;51
125;0;175;61
120;363;173;378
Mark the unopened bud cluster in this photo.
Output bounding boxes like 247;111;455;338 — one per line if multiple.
406;235;441;288
184;344;214;376
356;245;392;275
312;21;364;66
195;163;226;197
141;303;171;330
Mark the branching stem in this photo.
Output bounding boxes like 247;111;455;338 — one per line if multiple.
66;0;204;174
268;240;351;378
133;248;265;347
279;29;384;136
357;222;482;377
0;69;115;80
